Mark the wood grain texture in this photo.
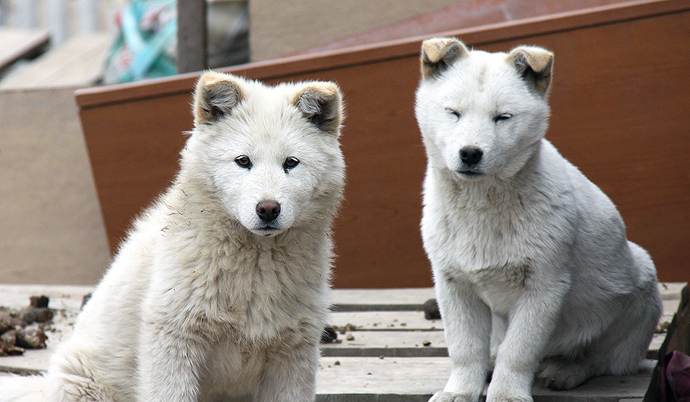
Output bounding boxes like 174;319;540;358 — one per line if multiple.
77;0;690;287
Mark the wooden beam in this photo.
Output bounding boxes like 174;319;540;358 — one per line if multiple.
176;0;207;73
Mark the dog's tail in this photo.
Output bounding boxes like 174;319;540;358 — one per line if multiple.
0;374;46;402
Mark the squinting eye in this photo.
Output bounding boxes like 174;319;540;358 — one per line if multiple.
494;113;513;122
235;155;252;169
283;157;300;171
445;108;461;119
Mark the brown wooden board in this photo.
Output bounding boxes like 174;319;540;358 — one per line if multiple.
76;0;690;287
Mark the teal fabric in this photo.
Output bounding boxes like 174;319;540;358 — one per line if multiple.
103;0;177;84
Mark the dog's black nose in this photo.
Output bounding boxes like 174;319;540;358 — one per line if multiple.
256;201;281;222
460;146;483;167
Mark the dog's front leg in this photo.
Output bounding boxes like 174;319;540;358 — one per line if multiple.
431;274;492;402
136;317;209;402
255;339;320;402
486;280;567;402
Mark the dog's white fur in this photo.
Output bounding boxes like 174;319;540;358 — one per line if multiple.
416;38;662;402
0;72;345;402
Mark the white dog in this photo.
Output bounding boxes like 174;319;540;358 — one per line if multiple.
1;71;345;402
415;37;661;402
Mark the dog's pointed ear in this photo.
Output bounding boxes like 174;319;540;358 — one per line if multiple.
506;46;554;96
194;71;244;126
292;82;343;134
420;37;469;80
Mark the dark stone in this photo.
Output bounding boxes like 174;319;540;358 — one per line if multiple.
320;325;338;344
29;295;49;308
423;299;441;320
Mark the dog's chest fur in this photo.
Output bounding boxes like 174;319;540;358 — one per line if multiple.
422;150;574;311
146;185;330;343
136;188;330;399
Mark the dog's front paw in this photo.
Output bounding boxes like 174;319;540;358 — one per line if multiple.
487;395;533;402
429;391;475;402
537;359;589;390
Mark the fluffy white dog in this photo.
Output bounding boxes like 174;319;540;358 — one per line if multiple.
1;71;345;402
415;37;662;402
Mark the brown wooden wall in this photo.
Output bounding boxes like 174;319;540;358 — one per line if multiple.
76;0;690;287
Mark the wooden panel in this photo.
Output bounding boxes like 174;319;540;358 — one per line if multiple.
258;60;429;288
79;94;193;242
77;0;690;287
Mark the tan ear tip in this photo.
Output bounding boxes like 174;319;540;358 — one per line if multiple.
507;46;554;75
534;51;554;73
295;82;342;104
421;38;452;62
198;70;217;83
316;82;341;97
197;71;234;88
422;37;454;47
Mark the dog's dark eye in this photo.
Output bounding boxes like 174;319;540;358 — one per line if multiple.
235;155;252;169
283;157;300;171
494;113;513;122
445;108;461;119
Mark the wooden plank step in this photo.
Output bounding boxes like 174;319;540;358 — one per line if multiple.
315;357;656;402
329;311;442;331
0;33;111;89
0;356;660;400
322;331;447;357
322;329;667;360
330;308;675;331
0;28;49;72
659;282;687;300
0;282;683;401
331;288;436;311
